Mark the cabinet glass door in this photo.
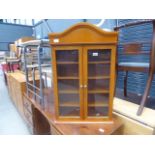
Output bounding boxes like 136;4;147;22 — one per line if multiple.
55;48;82;118
86;48;111;117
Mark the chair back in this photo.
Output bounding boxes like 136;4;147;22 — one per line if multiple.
115;20;154;64
15;37;36;59
123;43;142;54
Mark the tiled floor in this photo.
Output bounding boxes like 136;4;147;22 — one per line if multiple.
0;69;30;135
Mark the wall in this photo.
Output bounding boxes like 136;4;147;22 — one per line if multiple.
0;23;33;51
0;19;116;50
86;19;116;30
34;19;116;39
34;19;83;39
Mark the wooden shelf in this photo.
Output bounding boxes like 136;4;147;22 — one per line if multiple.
88;103;108;107
59;102;79;107
88;76;110;79
57;61;78;64
88;61;110;64
58;76;79;79
59;90;79;94
88;90;109;94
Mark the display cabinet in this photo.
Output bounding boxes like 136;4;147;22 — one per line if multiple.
49;22;118;121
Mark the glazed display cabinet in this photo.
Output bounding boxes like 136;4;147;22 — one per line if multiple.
49;22;118;121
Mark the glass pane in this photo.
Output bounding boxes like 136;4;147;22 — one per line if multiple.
59;94;79;103
88;79;109;91
59;93;80;116
59;107;80;116
88;107;109;116
88;93;109;104
56;49;80;117
57;64;78;77
56;50;78;62
88;64;110;77
88;93;109;117
88;49;111;61
58;79;79;91
87;49;111;117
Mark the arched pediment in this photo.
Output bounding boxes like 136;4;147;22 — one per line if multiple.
49;22;118;45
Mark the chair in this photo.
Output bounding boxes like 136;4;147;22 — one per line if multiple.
116;20;155;115
5;44;21;72
5;37;36;72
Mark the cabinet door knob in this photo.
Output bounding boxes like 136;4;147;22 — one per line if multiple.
80;85;83;88
84;85;87;88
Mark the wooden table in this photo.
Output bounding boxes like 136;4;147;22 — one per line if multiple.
23;88;123;135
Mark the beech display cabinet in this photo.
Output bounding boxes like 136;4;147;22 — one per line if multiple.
49;22;118;121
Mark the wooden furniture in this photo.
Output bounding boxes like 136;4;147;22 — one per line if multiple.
6;71;40;118
118;42;150;97
113;97;155;135
1;63;19;85
3;37;35;85
6;71;27;115
23;95;34;133
49;22;118;121
17;25;122;135
115;20;155;115
9;44;16;53
6;37;35;72
23;91;123;135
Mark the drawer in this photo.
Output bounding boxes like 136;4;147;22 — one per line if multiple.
23;96;34;134
51;125;61;135
24;108;33;126
23;98;32;114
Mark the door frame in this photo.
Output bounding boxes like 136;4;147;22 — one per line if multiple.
83;45;116;121
52;46;84;121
